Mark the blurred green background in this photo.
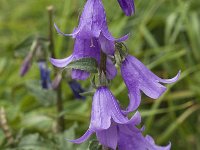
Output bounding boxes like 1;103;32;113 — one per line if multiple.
0;0;200;149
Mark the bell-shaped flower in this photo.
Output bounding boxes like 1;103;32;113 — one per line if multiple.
117;0;135;16
54;0;129;55
68;86;135;144
98;112;171;150
121;55;180;112
50;38;117;80
38;60;51;89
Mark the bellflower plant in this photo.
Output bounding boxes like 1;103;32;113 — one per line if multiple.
117;0;135;16
121;55;180;112
50;0;180;149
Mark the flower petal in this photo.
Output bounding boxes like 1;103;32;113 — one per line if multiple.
71;69;90;80
50;55;74;68
69;129;93;144
90;87;112;130
96;125;118;150
158;70;181;84
118;124;171;150
117;0;135;16
99;33;115;55
90;87;130;130
106;58;117;80
145;135;171;150
54;23;77;37
116;34;129;42
121;55;179;112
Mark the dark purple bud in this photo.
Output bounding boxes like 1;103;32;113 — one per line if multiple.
20;52;33;77
38;61;51;89
68;80;86;100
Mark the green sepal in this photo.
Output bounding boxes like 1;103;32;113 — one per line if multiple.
65;57;98;73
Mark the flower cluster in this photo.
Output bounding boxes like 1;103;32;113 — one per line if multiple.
51;0;180;149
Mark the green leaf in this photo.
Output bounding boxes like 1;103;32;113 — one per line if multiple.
88;140;102;150
14;35;35;57
17;133;55;150
25;81;56;106
66;58;98;73
79;90;95;97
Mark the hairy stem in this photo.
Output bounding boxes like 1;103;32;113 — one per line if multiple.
47;5;65;132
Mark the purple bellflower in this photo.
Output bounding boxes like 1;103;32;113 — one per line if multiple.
121;55;180;112
54;0;129;56
38;60;51;89
50;38;117;80
117;0;135;16
68;80;86;100
68;86;137;145
98;112;171;150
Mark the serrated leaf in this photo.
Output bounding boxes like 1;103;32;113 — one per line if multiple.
66;58;98;73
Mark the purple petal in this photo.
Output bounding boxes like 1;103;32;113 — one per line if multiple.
69;129;93;144
50;55;74;68
117;0;135;16
116;34;129;42
73;38;100;63
54;23;77;37
71;69;90;80
96;125;118;150
121;55;180;111
104;88;129;124
90;87;129;130
158;70;181;84
20;52;33;77
118;125;171;150
90;87;112;130
123;87;141;113
106;58;117;80
145;135;171;150
74;0;104;39
99;33;115;55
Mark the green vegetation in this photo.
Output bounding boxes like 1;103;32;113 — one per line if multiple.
0;0;200;149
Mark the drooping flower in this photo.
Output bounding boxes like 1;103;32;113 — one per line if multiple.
121;55;180;112
117;114;171;150
117;0;135;16
50;38;117;80
38;60;51;89
70;111;170;150
68;80;86;100
68;86;135;144
54;0;129;55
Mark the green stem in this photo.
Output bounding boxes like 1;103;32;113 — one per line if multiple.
99;50;107;86
47;5;65;132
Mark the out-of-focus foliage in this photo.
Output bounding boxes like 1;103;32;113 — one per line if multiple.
0;0;200;149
